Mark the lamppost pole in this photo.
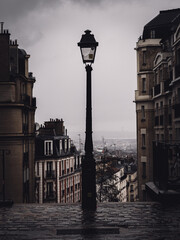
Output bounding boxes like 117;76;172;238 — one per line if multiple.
85;65;93;156
78;30;98;211
2;150;5;202
81;64;96;210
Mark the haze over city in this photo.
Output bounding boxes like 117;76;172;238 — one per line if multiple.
0;0;180;140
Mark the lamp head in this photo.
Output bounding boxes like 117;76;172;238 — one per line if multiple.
78;30;98;64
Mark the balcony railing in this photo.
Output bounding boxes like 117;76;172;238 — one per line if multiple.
153;141;180;191
46;170;56;179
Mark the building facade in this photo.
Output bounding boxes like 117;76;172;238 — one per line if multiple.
35;119;82;203
0;23;36;203
126;164;138;202
135;9;180;200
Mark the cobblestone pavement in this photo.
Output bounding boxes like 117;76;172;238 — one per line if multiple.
0;202;180;240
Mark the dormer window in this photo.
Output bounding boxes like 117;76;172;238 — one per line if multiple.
150;29;155;39
59;140;62;154
44;140;53;156
64;139;67;152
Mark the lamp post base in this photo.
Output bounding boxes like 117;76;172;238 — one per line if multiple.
0;200;13;208
81;155;96;211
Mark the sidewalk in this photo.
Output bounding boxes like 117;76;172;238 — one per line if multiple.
0;202;180;239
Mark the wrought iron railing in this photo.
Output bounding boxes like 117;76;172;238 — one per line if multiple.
153;141;180;191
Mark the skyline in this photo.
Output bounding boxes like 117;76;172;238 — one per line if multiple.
1;0;180;140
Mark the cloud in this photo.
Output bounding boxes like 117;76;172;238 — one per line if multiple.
1;0;180;140
0;0;61;23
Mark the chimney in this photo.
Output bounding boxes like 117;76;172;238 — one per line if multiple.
0;22;4;34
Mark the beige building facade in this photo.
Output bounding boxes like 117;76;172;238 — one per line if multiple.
35;119;82;204
135;9;180;201
0;24;36;203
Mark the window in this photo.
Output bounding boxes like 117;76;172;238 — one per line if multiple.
160;101;163;109
142;134;146;148
156;134;159;141
141;106;145;120
150;30;155;39
155;72;158;84
66;159;69;174
142;78;146;92
44;140;53;156
161;134;164;141
47;161;53;172
156;103;159;113
169;99;172;106
47;182;53;196
160;115;164;125
130;185;134;192
68;139;71;151
59;140;62;154
46;162;54;178
142;51;146;65
64;139;67;152
142;162;146;178
175;49;180;78
155;116;159;126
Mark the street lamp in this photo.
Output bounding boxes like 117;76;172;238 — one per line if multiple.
78;30;98;210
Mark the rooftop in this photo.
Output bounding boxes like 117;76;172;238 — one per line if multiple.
142;8;180;39
0;202;180;239
145;9;180;27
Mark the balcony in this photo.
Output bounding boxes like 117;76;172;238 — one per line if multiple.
46;170;56;179
147;141;180;201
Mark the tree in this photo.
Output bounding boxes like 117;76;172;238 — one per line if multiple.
96;159;120;202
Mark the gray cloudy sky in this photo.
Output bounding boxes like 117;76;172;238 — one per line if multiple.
1;0;180;140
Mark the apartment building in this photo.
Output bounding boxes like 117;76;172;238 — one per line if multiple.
0;23;36;203
35;119;81;203
135;9;180;200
